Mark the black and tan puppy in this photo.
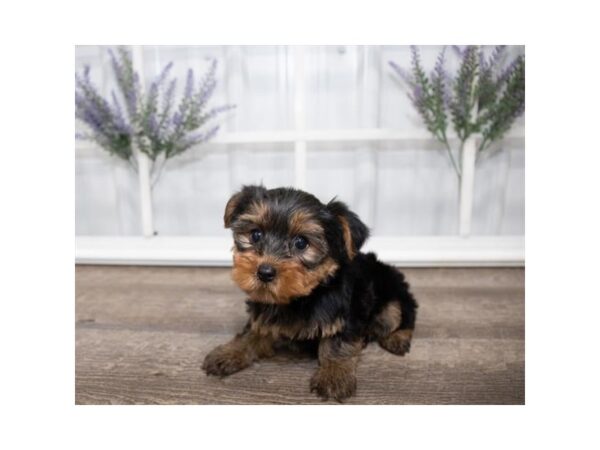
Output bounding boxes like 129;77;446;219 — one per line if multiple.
202;185;418;401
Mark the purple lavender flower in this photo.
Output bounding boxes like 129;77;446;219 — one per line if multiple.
432;46;451;109
147;113;159;137
172;112;183;128
451;45;465;58
489;46;506;67
389;45;524;170
409;84;423;106
75;65;133;160
410;45;420;68
76;75;110;134
108;47;139;121
478;46;506;84
388;60;413;86
497;57;520;87
170;68;195;136
157;62;173;86
449;46;479;138
76;47;234;166
163;79;177;113
111;91;131;134
195;59;217;109
199;104;236;124
183;68;194;102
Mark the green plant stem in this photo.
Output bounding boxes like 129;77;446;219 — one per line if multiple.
127;156;139;173
475;136;489;163
440;133;462;180
151;157;168;188
477;136;488;153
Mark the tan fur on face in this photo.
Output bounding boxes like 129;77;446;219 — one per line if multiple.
289;210;325;236
236;201;270;228
275;257;338;302
231;201;271;250
338;215;356;259
288;210;328;265
231;249;339;304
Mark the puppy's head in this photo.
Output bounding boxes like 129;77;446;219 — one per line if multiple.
224;185;369;304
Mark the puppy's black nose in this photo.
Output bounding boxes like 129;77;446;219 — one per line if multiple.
257;263;277;282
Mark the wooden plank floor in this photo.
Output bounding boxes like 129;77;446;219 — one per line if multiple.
76;265;524;404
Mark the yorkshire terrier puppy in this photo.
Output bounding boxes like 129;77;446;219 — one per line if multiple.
202;185;418;401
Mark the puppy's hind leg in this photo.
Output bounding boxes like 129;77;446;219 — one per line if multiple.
371;301;413;356
371;266;418;356
378;327;414;356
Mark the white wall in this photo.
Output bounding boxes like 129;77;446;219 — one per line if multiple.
75;45;524;239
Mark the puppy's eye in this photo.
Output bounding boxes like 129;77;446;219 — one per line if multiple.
293;236;309;250
250;229;263;243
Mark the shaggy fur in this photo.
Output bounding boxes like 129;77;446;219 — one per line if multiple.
202;185;418;401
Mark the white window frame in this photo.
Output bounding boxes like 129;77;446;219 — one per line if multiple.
75;46;525;267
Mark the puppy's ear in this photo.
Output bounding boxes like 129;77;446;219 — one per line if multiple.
224;185;267;228
327;200;369;260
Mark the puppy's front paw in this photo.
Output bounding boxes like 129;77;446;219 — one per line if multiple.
202;345;252;377
310;364;357;402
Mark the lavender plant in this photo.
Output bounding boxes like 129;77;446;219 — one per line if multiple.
389;45;524;178
76;46;234;177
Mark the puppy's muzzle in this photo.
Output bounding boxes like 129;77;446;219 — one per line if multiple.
257;263;277;283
